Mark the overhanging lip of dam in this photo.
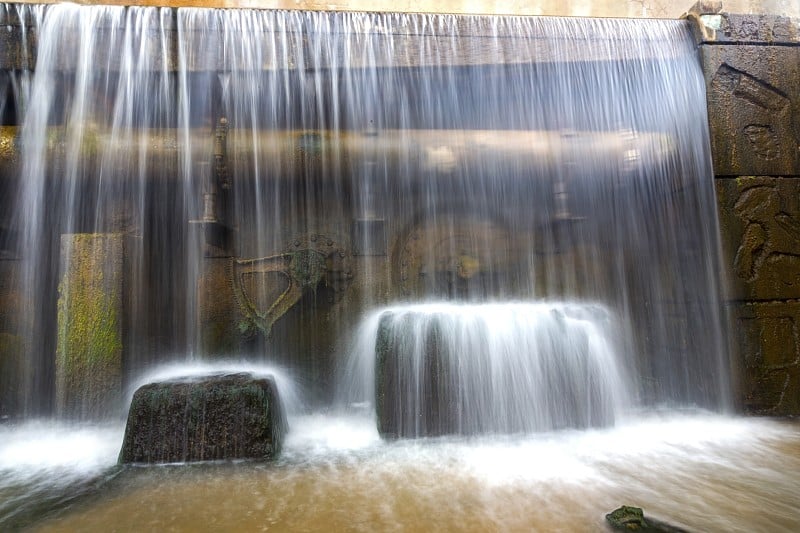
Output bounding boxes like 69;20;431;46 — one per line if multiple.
0;5;694;73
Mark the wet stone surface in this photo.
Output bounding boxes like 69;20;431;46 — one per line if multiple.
119;372;286;463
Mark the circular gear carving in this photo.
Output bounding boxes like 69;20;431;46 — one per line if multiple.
394;216;520;299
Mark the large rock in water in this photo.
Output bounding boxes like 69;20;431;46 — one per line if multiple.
119;372;286;463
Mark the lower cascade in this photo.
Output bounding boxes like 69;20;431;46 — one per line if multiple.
351;302;630;438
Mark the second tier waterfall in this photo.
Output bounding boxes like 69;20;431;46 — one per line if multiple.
344;302;631;438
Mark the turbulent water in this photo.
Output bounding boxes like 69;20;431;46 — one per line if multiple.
3;413;800;531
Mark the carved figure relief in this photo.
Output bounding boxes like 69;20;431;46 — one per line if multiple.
709;63;796;171
742;124;780;161
738;313;800;414
232;234;353;337
733;185;800;285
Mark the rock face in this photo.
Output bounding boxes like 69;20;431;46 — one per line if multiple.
119;373;287;463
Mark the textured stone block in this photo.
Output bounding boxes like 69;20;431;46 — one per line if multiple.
56;233;126;419
197;257;240;353
690;12;800;45
0;259;28;419
716;177;800;301
119;373;287;463
703;46;800;176
374;308;616;439
733;301;800;415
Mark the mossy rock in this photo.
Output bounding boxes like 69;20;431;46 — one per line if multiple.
606;506;689;532
119;372;287;463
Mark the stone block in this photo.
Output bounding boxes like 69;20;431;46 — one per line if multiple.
375;313;457;439
374;308;616;439
119;372;287;463
690;12;800;45
56;233;126;419
197;257;241;353
716;177;800;301
0;7;37;71
703;45;800;176
733;301;800;415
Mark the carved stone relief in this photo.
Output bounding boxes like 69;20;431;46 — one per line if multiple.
717;177;800;300
704;47;800;176
232;234;353;338
735;302;800;415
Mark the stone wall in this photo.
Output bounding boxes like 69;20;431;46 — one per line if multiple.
694;6;800;414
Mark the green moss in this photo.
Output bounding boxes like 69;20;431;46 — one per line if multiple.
56;234;123;415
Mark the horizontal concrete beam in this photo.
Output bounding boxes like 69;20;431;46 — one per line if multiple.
0;127;674;181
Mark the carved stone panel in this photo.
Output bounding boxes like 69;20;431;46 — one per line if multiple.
716;177;800;301
690;13;800;45
703;46;800;176
734;301;800;415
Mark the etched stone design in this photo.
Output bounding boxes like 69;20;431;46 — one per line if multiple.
714;64;790;113
707;56;798;175
733;185;800;284
737;312;800;415
742;124;780;160
232;234;352;337
394;216;519;299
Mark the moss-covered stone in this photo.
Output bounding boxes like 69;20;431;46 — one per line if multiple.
56;234;124;419
119;372;287;463
605;506;688;532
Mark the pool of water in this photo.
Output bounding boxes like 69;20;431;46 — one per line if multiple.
2;412;799;531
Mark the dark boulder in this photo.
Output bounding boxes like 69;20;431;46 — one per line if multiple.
119;372;287;463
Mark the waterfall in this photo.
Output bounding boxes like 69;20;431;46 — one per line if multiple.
347;302;630;437
1;4;728;422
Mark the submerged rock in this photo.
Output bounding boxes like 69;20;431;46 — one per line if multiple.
119;372;286;463
605;506;689;532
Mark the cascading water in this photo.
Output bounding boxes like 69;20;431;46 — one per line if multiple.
0;4;729;417
352;303;630;438
2;3;799;531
